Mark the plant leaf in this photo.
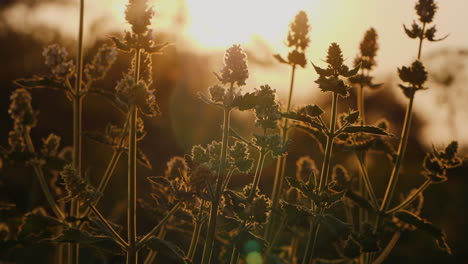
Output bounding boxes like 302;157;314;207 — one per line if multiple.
394;210;452;254
342;125;391;136
144;237;189;264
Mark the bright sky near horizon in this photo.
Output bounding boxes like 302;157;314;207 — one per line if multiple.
1;0;468;148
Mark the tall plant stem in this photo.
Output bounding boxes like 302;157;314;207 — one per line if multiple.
24;131;65;220
69;0;85;262
127;48;141;264
302;92;339;264
228;150;267;264
265;64;296;241
187;200;206;261
201;108;231;264
79;116;129;225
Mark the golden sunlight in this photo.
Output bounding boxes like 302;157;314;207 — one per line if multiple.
184;0;321;49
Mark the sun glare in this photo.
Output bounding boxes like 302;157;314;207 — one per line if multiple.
184;0;320;50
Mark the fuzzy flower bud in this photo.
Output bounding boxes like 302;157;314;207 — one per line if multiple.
8;129;25;152
357;28;379;71
415;0;437;23
252;85;282;129
125;0;154;35
218;44;249;87
296;156;317;183
287;11;310;51
8;89;37;128
330;165;351;192
42;44;75;79
398;60;427;86
165;156;189;180
115;72;159;116
60;165;99;205
230;141;254;173
209;85;226;102
326;43;345;71
84;45;118;82
41;134;61;157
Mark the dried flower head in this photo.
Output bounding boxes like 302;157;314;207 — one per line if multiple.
252;85;282;130
8;88;37;128
398;60;428;97
296;156;317;183
415;0;437;23
356;28;379;71
84;45;118;82
60;165;99;205
423;141;462;183
326;43;345;71
115;72;159;116
230;141;254;173
287;11;310;51
125;0;154;35
8;129;25;152
330;165;351;192
209;85;226;103
165;156;189;180
41;134;61;157
42;44;75;79
218;44;249;87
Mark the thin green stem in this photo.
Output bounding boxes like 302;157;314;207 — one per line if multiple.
386;179;431;214
356;154;379;209
127;48;141;264
187;200;206;261
248;151;267;202
200;108;231;264
24;131;65;220
265;64;296;242
69;0;85;262
90;205;128;249
136;200;183;249
371;232;401;264
303;92;339;264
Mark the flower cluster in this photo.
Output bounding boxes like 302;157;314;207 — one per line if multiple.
217;44;249;87
8;88;37;129
404;0;446;42
422;141;462;183
275;11;310;67
295;156;317;183
84;45;118;83
60;165;99;205
41;134;61;157
398;60;428;98
42;44;75;79
349;28;381;89
115;72;159;116
313;43;360;97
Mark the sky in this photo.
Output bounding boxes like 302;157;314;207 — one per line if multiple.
1;0;468;148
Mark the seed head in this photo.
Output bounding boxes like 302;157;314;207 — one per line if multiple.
60;165;99;205
42;44;75;79
326;43;344;71
41;134;61;157
84;45;118;82
8;89;37;128
296;156;317;183
125;0;154;35
165;156;188;180
8;129;25;152
219;44;249;87
398;60;427;86
287;11;310;51
415;0;437;23
230;141;254;173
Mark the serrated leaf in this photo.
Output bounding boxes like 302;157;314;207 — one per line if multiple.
137;148;152;169
231;92;258;111
344;190;375;213
312;63;333;77
84;131;115;146
317;214;352;240
282;112;323;130
110;37;130;52
15;76;70;93
342;63;361;77
18;209;64;241
394;210;452;254
144;237;188;264
273;54;288;64
54;228;123;254
285;177;316;200
345;110;360;124
342;126;391;136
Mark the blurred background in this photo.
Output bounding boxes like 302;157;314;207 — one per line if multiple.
0;0;467;263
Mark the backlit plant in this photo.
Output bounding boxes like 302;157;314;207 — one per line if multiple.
0;0;464;263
